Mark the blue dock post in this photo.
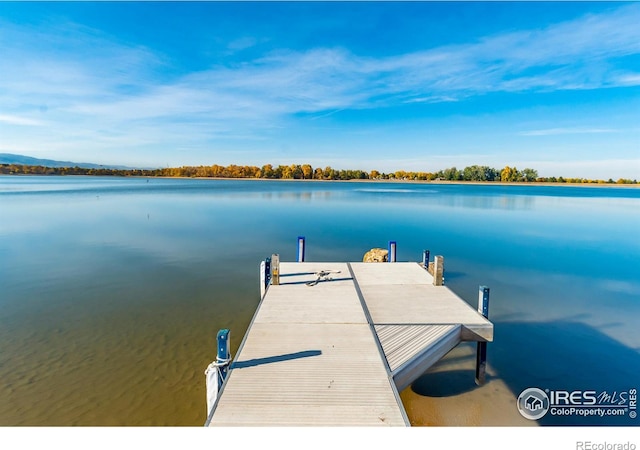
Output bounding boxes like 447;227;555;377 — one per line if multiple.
260;261;266;298
205;328;232;416
422;249;430;268
297;236;306;262
217;329;231;380
265;257;271;286
388;241;397;263
260;257;272;298
475;286;490;385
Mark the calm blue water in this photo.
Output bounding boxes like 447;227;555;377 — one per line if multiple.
1;176;638;425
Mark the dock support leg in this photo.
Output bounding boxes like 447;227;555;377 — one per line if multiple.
433;255;444;285
297;236;306;262
475;286;490;385
388;241;397;262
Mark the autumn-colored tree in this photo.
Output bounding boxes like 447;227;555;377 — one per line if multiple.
501;166;520;182
273;165;285;179
301;164;313;180
2;161;633;185
323;166;336;180
281;165;293;179
290;164;303;179
261;164;274;178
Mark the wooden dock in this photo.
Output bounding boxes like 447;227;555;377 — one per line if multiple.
206;260;493;426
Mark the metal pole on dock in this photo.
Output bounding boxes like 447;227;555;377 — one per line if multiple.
265;257;271;285
433;255;444;285
260;260;266;298
422;250;430;268
388;241;397;263
297;236;306;262
475;286;490;385
260;257;271;298
205;329;232;417
217;329;231;379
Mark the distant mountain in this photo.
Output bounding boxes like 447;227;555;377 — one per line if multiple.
0;153;136;170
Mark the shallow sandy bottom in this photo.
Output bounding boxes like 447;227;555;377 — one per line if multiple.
400;343;536;426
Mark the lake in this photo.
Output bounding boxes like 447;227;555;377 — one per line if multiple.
1;176;638;426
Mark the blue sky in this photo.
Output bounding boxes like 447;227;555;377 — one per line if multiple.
0;2;639;178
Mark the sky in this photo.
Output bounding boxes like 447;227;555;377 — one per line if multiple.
0;1;639;179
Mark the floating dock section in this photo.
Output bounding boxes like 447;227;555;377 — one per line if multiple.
206;256;493;426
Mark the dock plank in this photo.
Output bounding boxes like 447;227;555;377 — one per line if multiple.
210;323;405;426
375;324;459;371
349;262;434;286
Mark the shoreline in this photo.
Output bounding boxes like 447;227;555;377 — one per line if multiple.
3;173;638;188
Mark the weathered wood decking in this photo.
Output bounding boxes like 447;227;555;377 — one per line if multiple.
206;261;493;426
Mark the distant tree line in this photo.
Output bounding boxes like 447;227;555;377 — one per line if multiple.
0;163;637;184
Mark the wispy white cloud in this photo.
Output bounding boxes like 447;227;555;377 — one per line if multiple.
0;4;639;170
403;95;459;104
0;114;45;126
614;72;640;87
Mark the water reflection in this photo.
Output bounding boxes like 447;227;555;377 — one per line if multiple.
259;190;334;201
0;176;638;426
354;186;537;210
